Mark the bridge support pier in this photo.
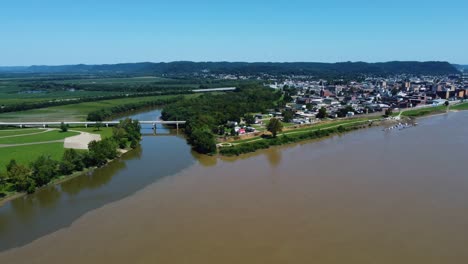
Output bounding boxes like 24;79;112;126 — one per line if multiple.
43;124;46;128
106;123;109;127
85;124;88;128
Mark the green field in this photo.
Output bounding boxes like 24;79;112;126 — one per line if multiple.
0;128;43;137
0;130;78;145
0;94;186;121
0;75;241;108
0;143;66;172
54;76;177;85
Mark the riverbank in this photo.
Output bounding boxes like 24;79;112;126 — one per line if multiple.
0;146;133;206
2;111;468;264
219;101;468;156
0;118;142;204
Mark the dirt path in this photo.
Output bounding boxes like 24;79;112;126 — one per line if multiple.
64;130;101;150
0;129;101;150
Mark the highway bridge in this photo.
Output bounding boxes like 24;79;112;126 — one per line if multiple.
0;120;186;128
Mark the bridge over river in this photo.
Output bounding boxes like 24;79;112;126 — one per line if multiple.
0;120;186;129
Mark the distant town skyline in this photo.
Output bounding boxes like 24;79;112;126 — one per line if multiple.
1;0;467;66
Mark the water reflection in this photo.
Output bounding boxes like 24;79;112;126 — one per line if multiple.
60;148;141;196
0;109;196;251
265;147;282;167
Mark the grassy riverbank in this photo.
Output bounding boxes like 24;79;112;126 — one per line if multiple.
220;101;468;156
220;118;377;156
0;119;140;203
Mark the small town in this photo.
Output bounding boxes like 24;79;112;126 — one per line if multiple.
205;71;468;139
2;1;468;264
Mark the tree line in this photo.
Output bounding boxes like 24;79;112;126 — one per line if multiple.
86;96;183;121
0;90;190;114
0;119;141;197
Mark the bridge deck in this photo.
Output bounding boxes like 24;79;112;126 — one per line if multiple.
0;121;186;126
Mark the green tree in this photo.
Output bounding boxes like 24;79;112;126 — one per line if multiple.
316;107;328;119
96;121;103;131
267;118;283;138
282;110;294;123
244;114;256;126
30;155;59;186
0;171;7;190
113;127;127;149
385;108;393;117
7;162;35;193
60;122;68;132
6;159;18;173
189;129;217;154
59;149;84;175
88;138;119;166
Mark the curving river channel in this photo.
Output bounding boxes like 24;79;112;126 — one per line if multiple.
1;109;468;264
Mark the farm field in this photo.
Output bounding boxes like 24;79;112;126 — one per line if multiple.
0;94;186;121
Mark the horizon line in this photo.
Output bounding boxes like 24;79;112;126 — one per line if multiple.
0;60;465;68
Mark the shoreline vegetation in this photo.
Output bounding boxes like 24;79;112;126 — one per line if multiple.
218;102;468;156
1;87;466;203
0;118;142;203
161;84;468;156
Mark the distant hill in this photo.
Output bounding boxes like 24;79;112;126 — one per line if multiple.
452;64;468;71
0;61;459;76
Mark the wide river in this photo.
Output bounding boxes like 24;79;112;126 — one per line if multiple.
1;109;468;264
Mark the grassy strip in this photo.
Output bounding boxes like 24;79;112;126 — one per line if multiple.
0;130;78;145
452;102;468;110
231;118;371;144
220;122;367;156
0;128;42;137
0;143;66;172
399;105;448;117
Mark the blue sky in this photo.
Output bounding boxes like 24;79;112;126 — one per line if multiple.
1;0;467;65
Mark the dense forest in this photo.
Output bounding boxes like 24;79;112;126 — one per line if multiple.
161;84;282;153
0;61;459;76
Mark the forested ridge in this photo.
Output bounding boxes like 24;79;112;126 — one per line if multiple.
0;61;458;76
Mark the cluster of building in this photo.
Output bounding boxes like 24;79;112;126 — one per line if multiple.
269;72;468;120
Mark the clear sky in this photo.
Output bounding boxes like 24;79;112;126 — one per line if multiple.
1;0;467;66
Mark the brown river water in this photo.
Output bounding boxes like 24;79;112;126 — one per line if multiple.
1;110;468;263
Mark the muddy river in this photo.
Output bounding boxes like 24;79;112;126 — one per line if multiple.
1;110;467;264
